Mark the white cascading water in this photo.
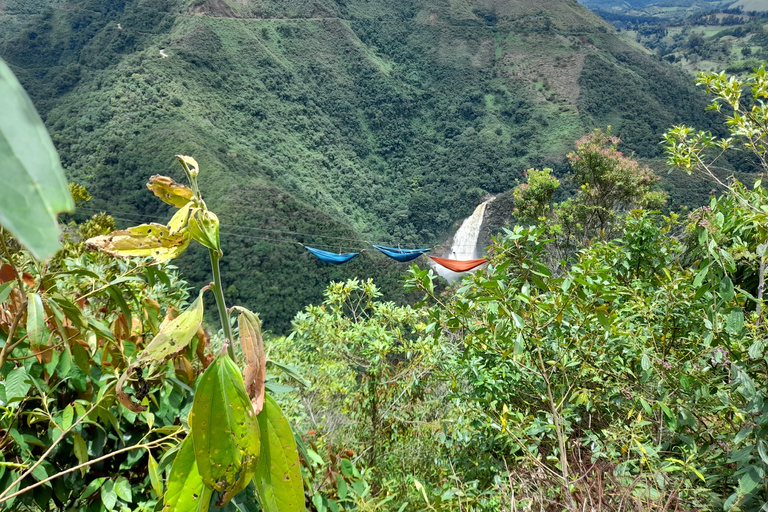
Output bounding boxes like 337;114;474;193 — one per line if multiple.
432;197;495;282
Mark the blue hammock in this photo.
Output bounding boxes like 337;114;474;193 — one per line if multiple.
305;246;359;264
373;245;430;263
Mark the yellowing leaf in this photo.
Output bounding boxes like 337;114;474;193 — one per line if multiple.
73;433;88;477
188;209;221;254
253;394;304;512
148;453;163;497
168;203;193;234
147;175;194;208
234;307;266;415
117;289;205;412
86;223;190;263
176;155;199;178
137;288;205;362
190;354;260;505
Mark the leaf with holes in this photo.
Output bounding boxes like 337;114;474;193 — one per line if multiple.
116;288;205;411
147;175;194;208
253;393;304;512
169;203;193;234
138;288;205;362
190;354;260;505
85;223;190;263
188;208;221;253
163;434;211;512
234;307;266;415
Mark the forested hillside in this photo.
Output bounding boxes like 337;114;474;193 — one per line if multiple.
0;0;719;331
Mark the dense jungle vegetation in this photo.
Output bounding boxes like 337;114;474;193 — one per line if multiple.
0;0;732;332
7;58;768;510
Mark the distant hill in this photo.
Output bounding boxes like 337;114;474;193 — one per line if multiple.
578;0;768;13
731;0;768;11
578;0;731;11
0;0;718;331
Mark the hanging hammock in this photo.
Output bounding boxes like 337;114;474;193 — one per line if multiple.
429;256;487;273
305;246;359;264
373;245;430;263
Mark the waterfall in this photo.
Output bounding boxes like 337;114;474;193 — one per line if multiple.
432;197;495;282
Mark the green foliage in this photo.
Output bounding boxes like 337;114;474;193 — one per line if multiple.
275;278;454;509
563;127;666;231
163;435;210;512
0;248;193;511
0;0;718;331
254;394;304;512
190;354;260;505
512;128;668;261
406;204;767;509
512;168;560;224
2;156;304;511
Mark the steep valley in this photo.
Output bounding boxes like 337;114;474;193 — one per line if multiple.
0;0;719;331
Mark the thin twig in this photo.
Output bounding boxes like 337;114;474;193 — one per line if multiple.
0;307;28;369
0;385;111;501
0;432;180;505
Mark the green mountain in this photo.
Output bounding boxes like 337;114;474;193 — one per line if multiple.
0;0;716;332
577;0;732;12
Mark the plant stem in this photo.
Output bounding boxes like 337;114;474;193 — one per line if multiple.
209;249;235;360
0;433;179;505
0;390;107;501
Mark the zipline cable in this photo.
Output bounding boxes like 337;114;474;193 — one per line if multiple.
75;206;488;252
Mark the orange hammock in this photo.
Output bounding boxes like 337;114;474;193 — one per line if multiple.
429;256;487;273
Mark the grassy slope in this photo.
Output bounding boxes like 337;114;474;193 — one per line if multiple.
0;0;714;331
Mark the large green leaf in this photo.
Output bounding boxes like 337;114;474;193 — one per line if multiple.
0;58;73;260
101;480;118;511
190;354;260;505
253;394;304;512
163;435;211;512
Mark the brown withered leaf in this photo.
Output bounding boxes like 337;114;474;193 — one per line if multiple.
233;306;266;415
174;356;194;385
85;223;190;263
0;265;33;290
117;365;147;412
21;273;34;288
8;287;23;316
195;326;212;369
0;263;16;284
146;175;193;208
113;313;131;342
